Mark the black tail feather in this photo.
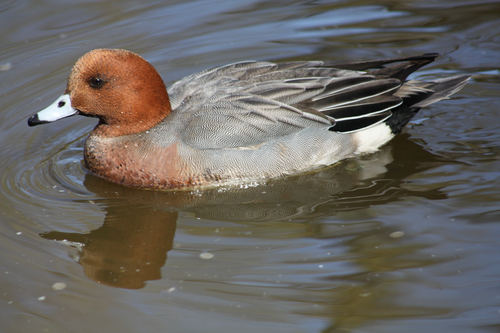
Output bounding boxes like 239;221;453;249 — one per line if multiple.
386;75;470;134
319;53;470;134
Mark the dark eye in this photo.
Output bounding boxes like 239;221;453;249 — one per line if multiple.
89;77;106;89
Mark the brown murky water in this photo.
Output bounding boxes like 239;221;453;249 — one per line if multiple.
1;0;500;332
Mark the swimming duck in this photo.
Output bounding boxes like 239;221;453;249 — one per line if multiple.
28;49;469;189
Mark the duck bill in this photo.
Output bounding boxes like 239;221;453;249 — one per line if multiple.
27;94;78;126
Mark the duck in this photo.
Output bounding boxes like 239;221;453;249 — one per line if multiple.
28;49;470;189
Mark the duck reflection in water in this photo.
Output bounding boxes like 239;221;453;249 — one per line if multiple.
40;136;448;289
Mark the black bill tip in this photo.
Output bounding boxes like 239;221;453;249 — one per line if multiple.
27;114;48;127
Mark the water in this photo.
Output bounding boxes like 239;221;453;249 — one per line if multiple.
1;0;500;332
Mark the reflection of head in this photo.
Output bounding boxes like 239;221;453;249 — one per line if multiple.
82;246;161;290
80;211;176;289
42;207;177;289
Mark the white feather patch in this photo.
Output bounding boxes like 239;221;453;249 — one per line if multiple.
352;122;394;154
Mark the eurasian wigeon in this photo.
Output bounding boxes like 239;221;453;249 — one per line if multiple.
28;49;470;189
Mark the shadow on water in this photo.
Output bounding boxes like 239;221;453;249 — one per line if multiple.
41;134;449;292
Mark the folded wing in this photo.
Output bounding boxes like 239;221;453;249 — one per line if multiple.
168;54;469;149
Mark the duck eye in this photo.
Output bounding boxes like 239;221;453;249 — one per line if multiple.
89;77;105;89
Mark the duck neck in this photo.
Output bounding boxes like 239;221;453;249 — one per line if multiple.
93;94;172;138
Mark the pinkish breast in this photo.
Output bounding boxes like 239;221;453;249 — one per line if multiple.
83;133;204;189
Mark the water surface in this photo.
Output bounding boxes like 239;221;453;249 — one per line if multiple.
1;0;500;332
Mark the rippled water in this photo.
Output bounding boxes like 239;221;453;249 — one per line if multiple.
1;0;500;332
